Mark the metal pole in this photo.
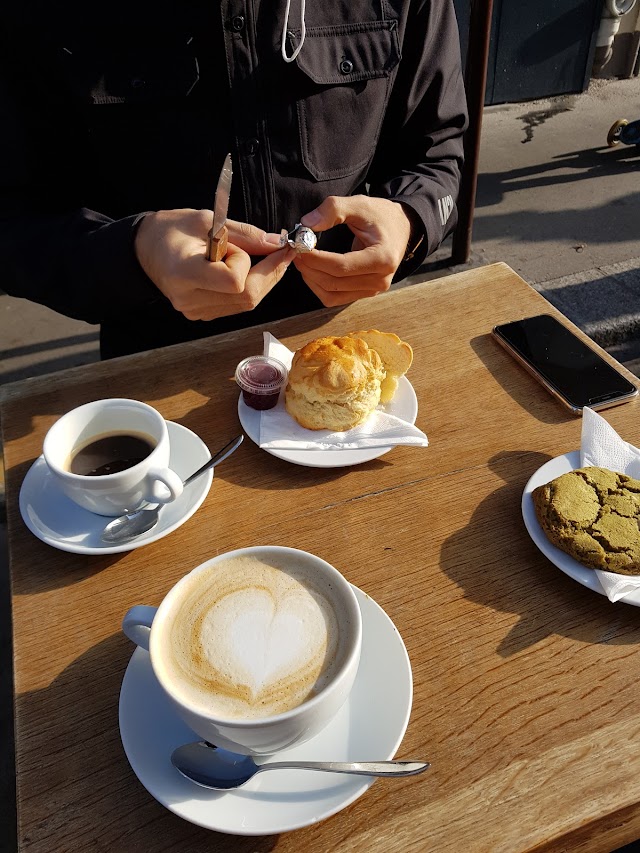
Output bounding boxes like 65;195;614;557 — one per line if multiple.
451;0;494;265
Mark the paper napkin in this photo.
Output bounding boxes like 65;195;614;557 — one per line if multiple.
580;406;640;601
257;332;429;451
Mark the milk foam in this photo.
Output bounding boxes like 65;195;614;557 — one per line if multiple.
159;554;346;719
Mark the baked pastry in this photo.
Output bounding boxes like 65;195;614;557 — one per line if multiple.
532;466;640;575
347;330;413;403
285;336;385;431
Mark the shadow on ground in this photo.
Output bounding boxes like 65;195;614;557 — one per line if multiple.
0;332;100;385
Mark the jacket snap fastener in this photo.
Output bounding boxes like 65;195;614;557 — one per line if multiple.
339;59;354;74
231;15;245;32
246;138;260;155
130;78;145;89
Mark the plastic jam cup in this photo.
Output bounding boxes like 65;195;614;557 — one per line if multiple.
235;356;288;411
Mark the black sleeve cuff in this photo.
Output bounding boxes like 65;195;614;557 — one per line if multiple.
73;211;162;322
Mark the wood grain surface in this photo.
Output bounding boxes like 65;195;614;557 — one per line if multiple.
3;263;640;852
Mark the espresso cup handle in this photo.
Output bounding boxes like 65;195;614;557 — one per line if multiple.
122;605;157;651
146;467;184;505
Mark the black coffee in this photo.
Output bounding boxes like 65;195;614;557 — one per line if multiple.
69;432;156;476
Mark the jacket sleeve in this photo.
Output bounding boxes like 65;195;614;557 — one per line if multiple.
368;0;468;276
0;78;159;325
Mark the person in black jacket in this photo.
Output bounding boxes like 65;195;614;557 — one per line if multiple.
0;0;468;359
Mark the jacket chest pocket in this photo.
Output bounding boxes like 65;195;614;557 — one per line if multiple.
291;21;400;181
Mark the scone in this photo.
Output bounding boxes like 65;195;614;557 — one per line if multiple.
285;336;385;431
532;466;640;575
347;330;413;403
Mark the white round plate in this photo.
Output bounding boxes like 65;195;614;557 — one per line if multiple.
119;585;414;835
522;450;640;606
19;422;213;555
238;376;418;468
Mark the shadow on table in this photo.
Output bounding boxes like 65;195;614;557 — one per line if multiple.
470;333;580;426
11;633;279;852
439;449;640;656
231;442;399;493
5;456;132;596
6;435;397;598
0;303;350;445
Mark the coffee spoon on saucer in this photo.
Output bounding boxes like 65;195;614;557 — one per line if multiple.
101;434;244;545
171;741;430;790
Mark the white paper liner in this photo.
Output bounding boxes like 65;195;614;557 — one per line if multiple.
257;333;429;451
580;407;640;601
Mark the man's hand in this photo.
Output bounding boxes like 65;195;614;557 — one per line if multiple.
294;195;414;308
135;209;294;321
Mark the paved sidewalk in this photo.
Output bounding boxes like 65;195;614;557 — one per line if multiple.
535;257;640;373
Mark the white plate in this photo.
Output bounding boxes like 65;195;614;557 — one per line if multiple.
119;585;414;835
19;421;213;555
238;376;418;468
522;451;640;606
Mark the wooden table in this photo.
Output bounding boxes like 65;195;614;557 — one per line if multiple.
4;262;640;852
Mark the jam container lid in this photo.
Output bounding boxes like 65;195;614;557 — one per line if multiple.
235;356;289;395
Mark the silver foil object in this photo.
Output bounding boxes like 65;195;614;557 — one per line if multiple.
279;223;317;253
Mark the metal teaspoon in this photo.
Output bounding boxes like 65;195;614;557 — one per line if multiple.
101;434;244;544
171;741;430;790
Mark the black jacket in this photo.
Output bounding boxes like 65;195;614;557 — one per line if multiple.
0;0;467;358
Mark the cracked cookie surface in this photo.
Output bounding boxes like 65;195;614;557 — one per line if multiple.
532;467;640;575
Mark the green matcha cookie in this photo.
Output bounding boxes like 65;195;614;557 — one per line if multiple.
532;467;640;575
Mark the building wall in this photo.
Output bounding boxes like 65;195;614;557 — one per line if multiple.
605;3;640;77
454;0;604;106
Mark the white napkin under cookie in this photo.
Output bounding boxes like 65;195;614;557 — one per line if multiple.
580;407;640;601
257;333;429;451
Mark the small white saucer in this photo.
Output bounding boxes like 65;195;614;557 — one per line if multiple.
19;422;213;555
522;450;640;607
238;376;419;468
119;585;413;835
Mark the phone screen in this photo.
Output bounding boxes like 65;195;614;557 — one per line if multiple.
492;314;637;411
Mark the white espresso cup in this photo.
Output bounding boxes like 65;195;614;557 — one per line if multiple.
43;398;183;516
122;546;362;755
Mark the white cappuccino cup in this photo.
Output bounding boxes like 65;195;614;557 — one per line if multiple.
43;398;183;516
122;546;362;755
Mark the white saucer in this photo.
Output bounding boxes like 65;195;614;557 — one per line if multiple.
19;422;213;555
238;376;418;468
522;450;640;606
119;585;413;835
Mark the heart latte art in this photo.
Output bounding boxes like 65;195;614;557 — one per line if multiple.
159;554;345;719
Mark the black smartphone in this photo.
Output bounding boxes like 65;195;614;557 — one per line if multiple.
492;313;638;414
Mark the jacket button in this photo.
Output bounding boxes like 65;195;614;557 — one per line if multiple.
231;15;245;32
246;138;260;155
339;59;354;74
130;77;146;89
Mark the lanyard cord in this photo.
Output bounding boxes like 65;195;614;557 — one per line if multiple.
281;0;306;62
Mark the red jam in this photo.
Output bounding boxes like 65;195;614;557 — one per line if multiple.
235;356;288;411
244;391;278;410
